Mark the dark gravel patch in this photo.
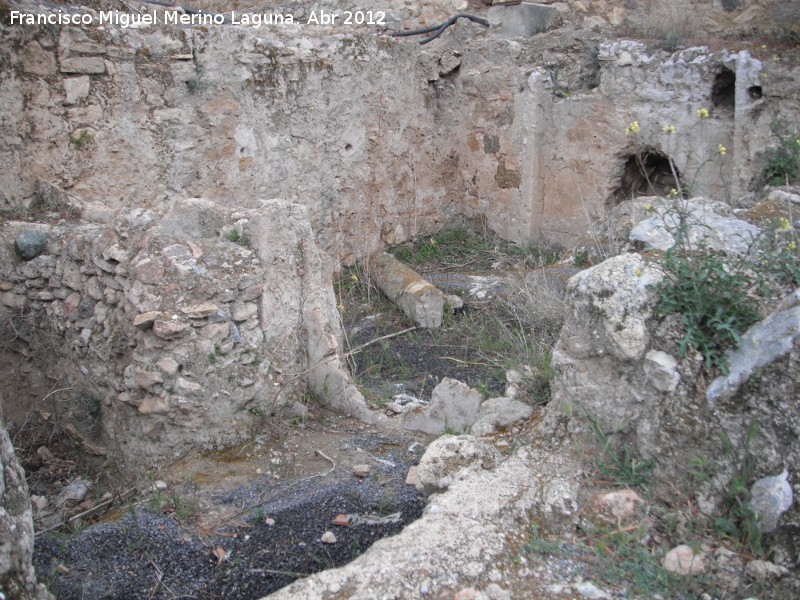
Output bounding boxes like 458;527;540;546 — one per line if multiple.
33;435;424;599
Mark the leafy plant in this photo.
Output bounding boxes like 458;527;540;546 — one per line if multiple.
227;229;249;245
763;120;800;185
651;204;760;374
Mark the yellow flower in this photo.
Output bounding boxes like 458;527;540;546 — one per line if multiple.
337;303;345;314
662;124;676;134
778;217;792;231
632;267;642;277
350;274;359;283
696;107;709;119
788;240;797;251
760;72;768;79
796;139;800;146
717;144;727;156
667;188;679;198
643;203;653;214
773;55;781;62
625;120;640;135
761;44;767;49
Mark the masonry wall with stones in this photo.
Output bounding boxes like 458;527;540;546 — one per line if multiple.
2;15;799;255
0;198;374;473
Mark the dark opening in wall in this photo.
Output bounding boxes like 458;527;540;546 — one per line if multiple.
609;148;681;207
748;85;763;100
712;67;736;110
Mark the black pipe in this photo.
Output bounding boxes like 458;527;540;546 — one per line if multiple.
389;14;489;45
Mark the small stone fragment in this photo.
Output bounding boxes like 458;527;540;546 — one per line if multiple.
405;466;418;486
749;468;792;533
592;489;643;525
321;531;337;544
153;320;190;339
663;544;705;575
352;464;370;478
745;559;790;580
265;518;275;526
181;302;219;318
331;514;350;527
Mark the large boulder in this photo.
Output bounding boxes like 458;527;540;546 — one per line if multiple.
414;435;501;496
540;249;800;559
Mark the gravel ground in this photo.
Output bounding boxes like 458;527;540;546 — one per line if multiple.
33;433;425;599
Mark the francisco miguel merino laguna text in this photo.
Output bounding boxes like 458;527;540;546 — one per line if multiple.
9;9;387;28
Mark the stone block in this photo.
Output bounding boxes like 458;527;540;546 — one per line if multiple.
488;3;558;37
63;76;90;105
401;378;483;435
22;41;56;76
60;57;106;75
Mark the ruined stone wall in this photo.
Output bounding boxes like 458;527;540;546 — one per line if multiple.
0;199;373;473
2;16;799;251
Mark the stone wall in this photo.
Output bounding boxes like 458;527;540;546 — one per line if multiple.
2;12;798;253
0;198;374;473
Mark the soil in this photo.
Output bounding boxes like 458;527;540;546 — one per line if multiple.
32;412;432;599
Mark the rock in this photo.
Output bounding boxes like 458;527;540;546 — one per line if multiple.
15;231;48;261
744;559;790;580
414;435;501;496
643;350;680;392
484;583;511;600
370;252;444;328
0;419;53;600
153;319;190;339
63;76;90;105
558;253;662;362
748;468;792;533
60;56;106;74
662;545;705;575
231;301;258;322
133;311;162;329
320;531;337;544
488;2;558;37
175;377;203;394
138;396;170;415
400;378;483;435
157;357;180;375
471;397;534;436
331;514;350;527
630;198;759;256
389;393;426;414
405;466;418;486
707;289;800;403
454;588;481;600
180;302;219;318
55;478;92;508
591;489;643;526
573;581;611;599
240;284;263;301
352;464;370;478
22;41;57;76
268;445;581;599
445;294;464;313
134;368;163;391
767;189;800;205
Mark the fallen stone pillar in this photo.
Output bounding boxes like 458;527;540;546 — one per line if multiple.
370;252;444;328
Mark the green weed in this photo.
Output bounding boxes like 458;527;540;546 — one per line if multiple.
763;120;800;185
587;414;654;489
651;203;760;374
